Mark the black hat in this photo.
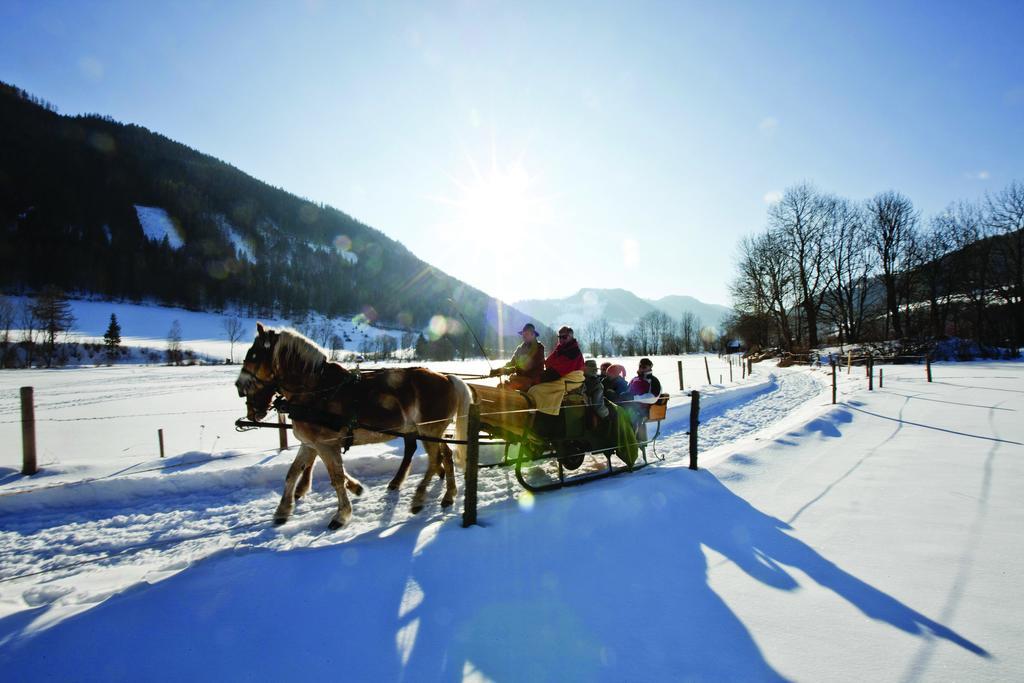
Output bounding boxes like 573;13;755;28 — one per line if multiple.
519;323;536;334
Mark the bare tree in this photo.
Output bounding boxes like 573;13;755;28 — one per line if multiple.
609;332;626;355
329;334;344;360
679;311;701;353
951;201;995;344
866;191;920;339
19;301;40;367
649;311;675;354
920;207;972;338
167;320;183;365
581;318;613;356
629;312;657;355
771;184;833;347
732;230;796;349
32;287;76;368
823;199;875;345
988;181;1024;347
222;316;246;363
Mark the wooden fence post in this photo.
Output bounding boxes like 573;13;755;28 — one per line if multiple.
847;351;852;374
20;387;37;475
462;403;481;528
729;358;733;382
831;363;837;405
278;413;289;451
689;390;700;470
748;358;753;375
926;356;933;383
868;360;874;391
158;428;165;458
677;359;684;391
879;368;884;388
704;356;711;384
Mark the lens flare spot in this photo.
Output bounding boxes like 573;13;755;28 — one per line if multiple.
623;238;639;268
427;315;448;340
518;491;535;512
335;235;358;264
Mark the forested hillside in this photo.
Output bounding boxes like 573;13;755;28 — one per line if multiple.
0;82;540;350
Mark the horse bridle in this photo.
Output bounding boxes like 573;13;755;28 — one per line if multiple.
242;368;365;452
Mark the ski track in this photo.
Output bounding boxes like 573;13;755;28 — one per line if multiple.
0;369;823;613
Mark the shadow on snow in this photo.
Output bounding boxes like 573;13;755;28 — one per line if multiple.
0;468;988;681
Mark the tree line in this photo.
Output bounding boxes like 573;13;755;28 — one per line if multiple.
577;311;721;357
729;181;1024;352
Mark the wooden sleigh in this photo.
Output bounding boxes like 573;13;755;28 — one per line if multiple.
467;383;671;493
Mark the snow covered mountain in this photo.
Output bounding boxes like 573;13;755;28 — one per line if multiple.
513;288;732;333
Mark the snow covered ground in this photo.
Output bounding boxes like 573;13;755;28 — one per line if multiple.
4;296;410;362
0;358;1021;681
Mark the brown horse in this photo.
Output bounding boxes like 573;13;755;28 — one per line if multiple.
235;323;472;529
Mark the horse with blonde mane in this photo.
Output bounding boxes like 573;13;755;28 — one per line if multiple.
235;323;472;529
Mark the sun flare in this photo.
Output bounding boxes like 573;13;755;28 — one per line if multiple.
435;155;552;250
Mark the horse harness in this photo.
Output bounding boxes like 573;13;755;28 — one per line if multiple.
269;369;453;451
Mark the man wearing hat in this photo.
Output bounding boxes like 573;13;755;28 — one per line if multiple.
490;322;545;391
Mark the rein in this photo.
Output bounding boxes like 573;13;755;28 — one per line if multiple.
239;397;471;446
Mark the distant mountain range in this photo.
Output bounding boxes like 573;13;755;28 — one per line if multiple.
512;288;732;334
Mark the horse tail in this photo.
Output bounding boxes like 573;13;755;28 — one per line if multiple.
446;374;474;470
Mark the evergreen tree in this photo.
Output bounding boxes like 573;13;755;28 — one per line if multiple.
103;313;122;361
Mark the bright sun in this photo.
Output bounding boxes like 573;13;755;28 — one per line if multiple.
436;157;551;249
428;146;557;303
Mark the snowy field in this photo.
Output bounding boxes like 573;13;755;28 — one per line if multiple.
4;296;410;363
0;357;1021;681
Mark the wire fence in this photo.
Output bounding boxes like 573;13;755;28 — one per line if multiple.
0;355;784;499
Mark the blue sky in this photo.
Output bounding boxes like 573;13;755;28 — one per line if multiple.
2;1;1022;306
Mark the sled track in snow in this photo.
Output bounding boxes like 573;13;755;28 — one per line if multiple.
0;369;823;597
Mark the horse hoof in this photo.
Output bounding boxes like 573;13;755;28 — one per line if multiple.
273;517;288;526
328;519;344;530
387;481;400;491
441;498;454;508
410;504;424;514
351;484;364;496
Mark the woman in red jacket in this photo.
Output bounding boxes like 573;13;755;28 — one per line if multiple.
528;326;586;417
